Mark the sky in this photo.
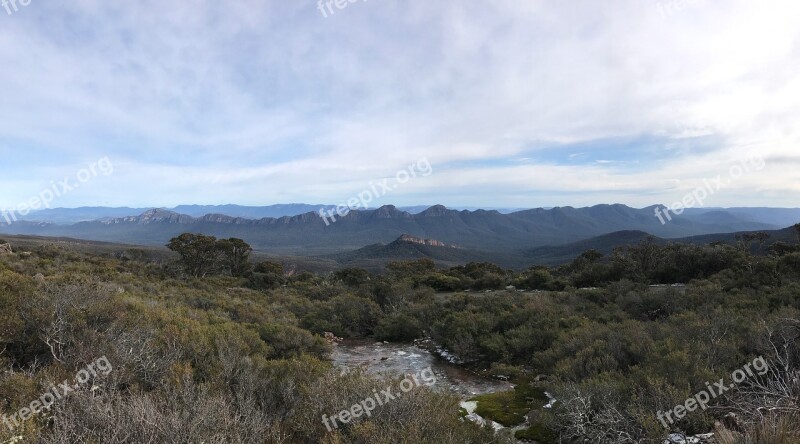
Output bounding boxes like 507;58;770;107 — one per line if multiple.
0;0;799;210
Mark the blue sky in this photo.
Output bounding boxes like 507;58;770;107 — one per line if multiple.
0;0;799;209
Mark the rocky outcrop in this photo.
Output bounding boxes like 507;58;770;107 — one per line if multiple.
395;234;460;248
198;214;248;224
101;209;194;225
397;234;447;247
0;243;12;255
663;433;715;444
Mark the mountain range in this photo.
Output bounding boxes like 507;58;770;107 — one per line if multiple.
14;204;531;225
0;204;800;265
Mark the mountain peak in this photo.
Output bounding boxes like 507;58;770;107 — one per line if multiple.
418;205;450;217
371;205;411;219
140;208;175;217
103;208;193;225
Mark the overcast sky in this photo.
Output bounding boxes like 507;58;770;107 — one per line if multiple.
1;0;798;210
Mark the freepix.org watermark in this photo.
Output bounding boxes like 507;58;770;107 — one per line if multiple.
317;0;369;19
2;0;31;16
655;0;705;18
1;156;114;226
2;356;113;432
654;153;765;225
321;367;437;432
656;356;769;429
319;158;433;226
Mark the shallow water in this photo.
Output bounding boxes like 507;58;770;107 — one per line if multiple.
331;339;513;399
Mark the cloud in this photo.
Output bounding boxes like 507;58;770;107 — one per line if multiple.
0;0;798;208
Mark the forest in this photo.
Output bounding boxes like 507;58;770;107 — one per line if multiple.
0;228;798;443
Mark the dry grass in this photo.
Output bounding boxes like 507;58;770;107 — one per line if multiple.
716;415;800;444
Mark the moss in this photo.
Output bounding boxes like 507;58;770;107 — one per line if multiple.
470;382;547;427
514;423;558;443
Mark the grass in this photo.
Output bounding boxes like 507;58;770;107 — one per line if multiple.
470;381;548;427
515;423;558;443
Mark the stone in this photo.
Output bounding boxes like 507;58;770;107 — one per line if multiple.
324;331;343;345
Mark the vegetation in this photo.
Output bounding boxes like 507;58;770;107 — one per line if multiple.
471;383;548;427
0;232;798;443
166;233;253;277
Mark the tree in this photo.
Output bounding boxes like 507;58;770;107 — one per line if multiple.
333;268;372;286
611;237;661;283
167;234;253;278
167;233;223;278
216;238;252;277
569;249;604;274
249;260;285;289
794;223;800;244
386;258;436;277
522;267;553;290
255;261;284;275
737;232;771;255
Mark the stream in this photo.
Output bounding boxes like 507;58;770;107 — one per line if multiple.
331;339;513;398
331;339;521;433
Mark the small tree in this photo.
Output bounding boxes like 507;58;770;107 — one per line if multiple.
217;238;252;277
386;258;436;277
168;234;253;277
167;233;223;278
255;261;284;275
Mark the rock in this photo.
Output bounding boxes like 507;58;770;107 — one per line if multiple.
663;433;715;444
33;273;45;282
396;234;457;248
323;332;343;345
721;412;745;433
0;243;12;255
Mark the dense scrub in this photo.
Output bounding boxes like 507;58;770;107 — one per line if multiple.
0;233;798;443
0;243;496;443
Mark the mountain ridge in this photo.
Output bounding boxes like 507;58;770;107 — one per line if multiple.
1;204;788;258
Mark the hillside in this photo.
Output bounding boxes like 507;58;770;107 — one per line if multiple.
0;204;782;256
524;224;800;265
328;234;520;270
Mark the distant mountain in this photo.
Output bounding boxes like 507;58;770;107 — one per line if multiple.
524;230;658;265
17;204;799;229
170;204;335;219
327;234;511;270
398;206;525;214
0;204;783;257
524;225;800;265
19;204;337;224
16;207;150;225
19;204;535;224
684;207;800;228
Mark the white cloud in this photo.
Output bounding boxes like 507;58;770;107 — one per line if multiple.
0;0;798;208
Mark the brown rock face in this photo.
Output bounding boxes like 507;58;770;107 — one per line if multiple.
396;234;448;247
0;243;12;255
